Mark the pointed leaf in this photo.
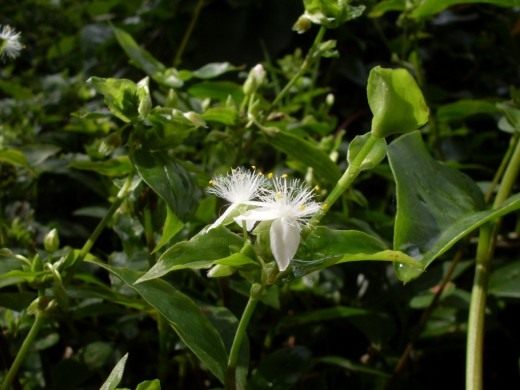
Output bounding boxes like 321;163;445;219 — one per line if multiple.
137;227;244;283
99;353;128;390
89;261;228;382
347;132;387;172
88;77;139;123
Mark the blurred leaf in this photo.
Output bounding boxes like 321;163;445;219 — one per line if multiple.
347;132;387;172
190;62;237;79
249;346;311;390
202;106;238;126
262;127;341;185
369;0;405;17
69;156;133;177
293;226;420;277
89;261;228;382
135;379;161;390
188;81;244;103
489;260;520;298
316;356;390;378
388;132;520;282
113;27;182;88
497;101;520;132
137;227;244;283
99;352;128;390
130;140;201;220
437;99;499;122
367;66;429;138
82;341;113;370
301;0;365;28
0;149;31;169
0;291;37;311
411;0;519;19
153;206;184;253
88;77;139;123
0;80;32;99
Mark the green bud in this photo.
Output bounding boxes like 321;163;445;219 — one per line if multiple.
243;64;266;95
292;14;313;34
207;264;235;278
44;228;60;253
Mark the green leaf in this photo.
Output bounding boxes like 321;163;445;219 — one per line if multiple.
130;139;201;220
367;66;429;138
368;0;405;18
202;106;238;126
315;356;390;378
302;0;366;28
188;81;244;103
293;226;420;277
191;62;237;79
153;206;184;253
387;132;520;282
88;77;139;123
437;99;499;123
137;227;244;283
0;149;31;169
347;132;387;172
112;27;182;88
262;127;341;185
69;156;133;177
0;291;37;311
489;260;520;298
89;261;228;382
135;379;161;390
99;353;128;390
497;101;520;132
410;0;519;19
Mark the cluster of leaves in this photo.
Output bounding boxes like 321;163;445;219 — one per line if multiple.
1;0;519;389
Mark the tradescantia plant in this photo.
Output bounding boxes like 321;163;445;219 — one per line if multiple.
1;1;520;389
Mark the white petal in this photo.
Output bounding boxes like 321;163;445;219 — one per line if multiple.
234;207;279;231
206;203;238;232
269;218;301;272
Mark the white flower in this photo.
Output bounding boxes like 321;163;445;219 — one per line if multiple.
235;176;320;271
0;25;23;60
207;167;266;231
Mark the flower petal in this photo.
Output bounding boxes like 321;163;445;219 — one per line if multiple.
269;217;301;272
206;203;238;231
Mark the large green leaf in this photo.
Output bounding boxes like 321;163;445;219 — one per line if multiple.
137;227;244;283
89;261;228;382
69;156;133;177
368;0;405;17
411;0;519;19
130;140;201;220
489;260;520;299
388;131;520;282
100;353;128;390
367;66;429;138
262;127;341;185
437;99;499;123
293;226;420;277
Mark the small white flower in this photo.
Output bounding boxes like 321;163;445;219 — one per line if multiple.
235;176;320;271
0;25;23;60
207;167;266;231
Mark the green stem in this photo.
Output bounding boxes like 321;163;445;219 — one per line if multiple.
308;133;378;230
271;26;326;107
466;136;520;390
225;284;261;389
174;0;204;67
1;311;45;390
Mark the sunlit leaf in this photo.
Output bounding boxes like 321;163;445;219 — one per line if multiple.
99;353;128;390
88;77;139;123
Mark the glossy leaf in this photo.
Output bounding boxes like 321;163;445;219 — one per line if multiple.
89;260;228;382
347;132;387;172
388;132;520;282
130;140;201;220
369;0;405;17
367;66;429;138
99;353;128;390
135;379;161;390
293;226;420;277
411;0;519;19
88;77;139;123
137;227;244;283
262;127;341;184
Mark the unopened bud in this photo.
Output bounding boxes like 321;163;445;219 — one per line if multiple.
44;228;60;253
183;111;207;128
326;93;334;106
243;64;266;95
292;14;313;34
207;264;234;278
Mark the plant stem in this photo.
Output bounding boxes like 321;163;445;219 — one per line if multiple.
308;133;378;230
225;284;261;389
1;310;45;390
271;26;326;107
174;0;204;67
466;136;520;390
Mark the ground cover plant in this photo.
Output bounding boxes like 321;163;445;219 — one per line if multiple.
1;0;519;389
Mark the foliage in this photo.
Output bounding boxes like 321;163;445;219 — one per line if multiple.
1;0;519;389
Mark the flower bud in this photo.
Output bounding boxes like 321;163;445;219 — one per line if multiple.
326;93;334;106
207;264;234;278
243;64;266;95
292;14;312;34
183;111;207;128
44;228;60;253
